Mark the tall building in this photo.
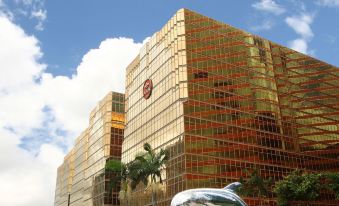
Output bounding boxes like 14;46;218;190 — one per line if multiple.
122;9;339;205
54;92;125;206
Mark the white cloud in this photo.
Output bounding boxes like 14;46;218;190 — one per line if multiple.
285;13;314;39
0;16;45;133
31;8;46;30
285;13;315;55
0;11;143;206
0;131;64;206
31;8;46;21
0;15;60;206
288;38;308;54
41;37;142;134
252;0;286;15
316;0;339;7
250;19;274;31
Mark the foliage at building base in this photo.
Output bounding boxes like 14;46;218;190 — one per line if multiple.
274;170;339;206
105;143;169;206
237;169;339;206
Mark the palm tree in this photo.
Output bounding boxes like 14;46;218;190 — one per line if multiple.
131;143;169;206
105;159;131;205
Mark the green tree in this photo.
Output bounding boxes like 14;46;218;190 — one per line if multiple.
105;159;131;205
324;172;339;199
131;143;169;206
274;170;322;206
274;171;339;206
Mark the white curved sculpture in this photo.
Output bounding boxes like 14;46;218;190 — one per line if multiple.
171;182;247;206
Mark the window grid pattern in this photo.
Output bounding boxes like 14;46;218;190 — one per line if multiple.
123;9;338;206
183;9;339;206
54;92;125;206
122;9;187;206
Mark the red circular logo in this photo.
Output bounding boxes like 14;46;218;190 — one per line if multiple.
143;79;153;99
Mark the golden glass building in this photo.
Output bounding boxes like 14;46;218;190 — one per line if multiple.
122;9;339;205
54;92;125;206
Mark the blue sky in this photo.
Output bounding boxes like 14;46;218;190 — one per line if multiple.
5;0;339;76
0;1;338;206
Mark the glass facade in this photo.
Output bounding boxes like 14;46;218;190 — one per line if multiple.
122;9;339;205
123;9;187;205
54;92;125;206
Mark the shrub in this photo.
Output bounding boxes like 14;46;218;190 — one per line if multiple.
274;170;339;206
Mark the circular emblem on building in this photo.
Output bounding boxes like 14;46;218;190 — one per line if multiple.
143;79;153;99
